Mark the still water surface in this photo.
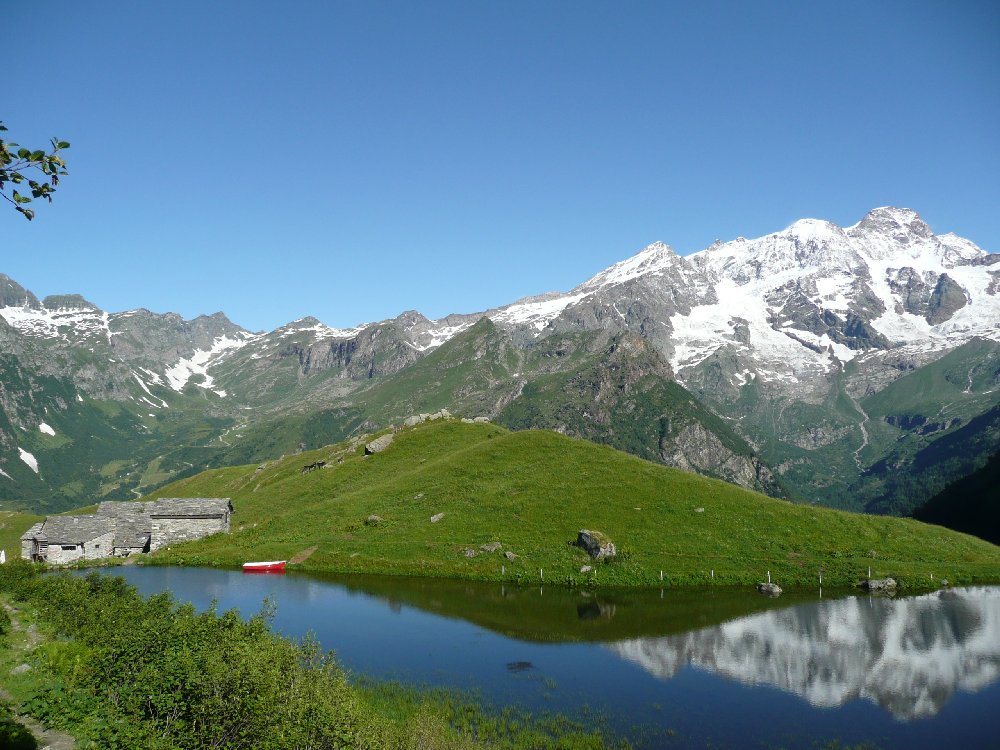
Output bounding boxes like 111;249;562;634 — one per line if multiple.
95;567;1000;749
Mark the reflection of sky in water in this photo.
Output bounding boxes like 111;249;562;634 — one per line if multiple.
98;568;1000;750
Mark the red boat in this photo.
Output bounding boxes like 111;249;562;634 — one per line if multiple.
242;560;286;573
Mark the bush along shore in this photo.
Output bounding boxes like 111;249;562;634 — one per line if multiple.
141;421;1000;590
0;561;630;750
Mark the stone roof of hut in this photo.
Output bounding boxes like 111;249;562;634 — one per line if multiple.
114;520;151;549
31;515;114;545
147;498;232;518
20;522;45;542
96;500;149;518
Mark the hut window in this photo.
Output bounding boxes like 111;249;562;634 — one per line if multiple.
61;545;77;551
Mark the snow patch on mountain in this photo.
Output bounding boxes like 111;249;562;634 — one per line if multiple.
410;321;477;351
138;367;164;386
18;448;38;474
164;336;248;395
0;304;111;341
492;292;589;333
132;372;168;408
283;317;368;339
0;467;12;481
38;423;55;436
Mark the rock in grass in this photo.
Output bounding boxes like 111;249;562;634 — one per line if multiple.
580;565;593;574
364;434;394;454
463;548;477;558
504;550;517;561
365;515;383;526
480;542;502;553
576;529;616;560
430;512;445;523
10;663;30;675
860;577;897;592
756;582;782;596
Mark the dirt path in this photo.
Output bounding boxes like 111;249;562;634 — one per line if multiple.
1;603;77;749
289;545;318;564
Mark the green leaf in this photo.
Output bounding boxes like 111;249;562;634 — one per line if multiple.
57;141;70;149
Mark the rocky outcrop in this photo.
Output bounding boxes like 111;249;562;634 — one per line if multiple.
756;582;782;597
659;421;782;496
860;577;897;592
576;530;616;560
364;434;394;454
926;274;968;324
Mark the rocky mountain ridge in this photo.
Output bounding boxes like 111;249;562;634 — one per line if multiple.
2;207;998;520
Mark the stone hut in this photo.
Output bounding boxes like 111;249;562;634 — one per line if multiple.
20;497;232;563
147;498;232;551
20;515;115;565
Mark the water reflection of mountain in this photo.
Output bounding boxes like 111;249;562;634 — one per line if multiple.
609;587;1000;720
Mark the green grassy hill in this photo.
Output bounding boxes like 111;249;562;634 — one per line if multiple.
143;419;1000;588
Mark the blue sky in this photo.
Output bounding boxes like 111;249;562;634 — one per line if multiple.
4;1;998;332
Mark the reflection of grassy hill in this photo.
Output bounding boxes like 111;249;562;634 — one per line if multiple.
311;571;840;643
145;420;1000;588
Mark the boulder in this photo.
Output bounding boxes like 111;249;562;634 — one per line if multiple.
504;550;517;561
473;416;490;423
403;415;423;427
463;548;477;558
430;512;445;523
580;565;593;574
756;582;782;597
576;530;616;560
480;542;502;553
364;434;394;455
365;515;383;526
860;577;897;592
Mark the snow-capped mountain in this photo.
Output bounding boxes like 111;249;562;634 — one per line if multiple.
1;207;997;517
484;207;999;386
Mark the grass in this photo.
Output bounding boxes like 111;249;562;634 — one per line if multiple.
0;512;42;563
141;419;1000;589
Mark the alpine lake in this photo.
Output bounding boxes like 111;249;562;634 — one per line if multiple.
85;566;1000;750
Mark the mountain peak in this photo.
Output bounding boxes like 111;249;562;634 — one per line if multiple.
783;218;845;242
578;240;683;292
0;274;41;309
42;294;99;311
855;206;932;240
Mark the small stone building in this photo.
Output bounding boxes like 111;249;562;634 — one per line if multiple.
20;516;115;565
147;498;232;552
20;497;232;564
